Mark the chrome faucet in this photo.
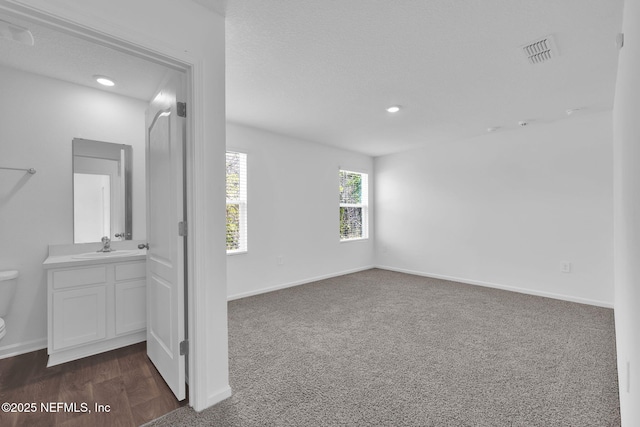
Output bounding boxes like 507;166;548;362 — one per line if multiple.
97;236;114;253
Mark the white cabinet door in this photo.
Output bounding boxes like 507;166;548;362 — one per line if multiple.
115;281;147;335
52;286;106;350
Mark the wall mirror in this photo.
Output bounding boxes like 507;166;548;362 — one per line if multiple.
73;138;132;243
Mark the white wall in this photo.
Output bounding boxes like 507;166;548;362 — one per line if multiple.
226;123;375;299
613;0;640;424
0;65;147;356
375;111;614;307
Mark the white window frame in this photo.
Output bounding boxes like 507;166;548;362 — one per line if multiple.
226;151;247;254
339;169;369;241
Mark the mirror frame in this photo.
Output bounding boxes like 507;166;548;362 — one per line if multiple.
72;138;133;242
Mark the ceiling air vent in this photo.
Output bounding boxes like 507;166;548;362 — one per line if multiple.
521;35;558;64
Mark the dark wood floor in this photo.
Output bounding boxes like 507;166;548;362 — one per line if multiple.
0;342;186;427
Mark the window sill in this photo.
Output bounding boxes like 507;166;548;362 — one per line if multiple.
340;237;369;243
227;250;247;256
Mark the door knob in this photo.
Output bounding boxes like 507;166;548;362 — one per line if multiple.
138;243;149;250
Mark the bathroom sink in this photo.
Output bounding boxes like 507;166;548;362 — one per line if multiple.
71;249;145;260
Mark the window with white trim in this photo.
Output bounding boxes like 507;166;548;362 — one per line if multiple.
339;169;368;241
226;151;247;253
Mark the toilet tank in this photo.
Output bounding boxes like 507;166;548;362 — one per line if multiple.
0;270;18;317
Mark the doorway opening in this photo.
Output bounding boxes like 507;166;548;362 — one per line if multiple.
0;5;193;419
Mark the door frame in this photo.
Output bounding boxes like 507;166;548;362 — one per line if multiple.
0;0;230;411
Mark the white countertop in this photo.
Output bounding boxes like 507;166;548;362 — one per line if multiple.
43;242;147;269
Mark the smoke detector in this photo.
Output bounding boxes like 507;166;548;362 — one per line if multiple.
521;35;558;64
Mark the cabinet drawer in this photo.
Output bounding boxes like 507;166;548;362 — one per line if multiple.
115;262;146;282
52;266;107;290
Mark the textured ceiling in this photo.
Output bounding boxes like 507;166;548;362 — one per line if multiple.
0;14;168;101
0;1;625;156
224;0;624;156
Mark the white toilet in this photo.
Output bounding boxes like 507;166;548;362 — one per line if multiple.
0;270;18;341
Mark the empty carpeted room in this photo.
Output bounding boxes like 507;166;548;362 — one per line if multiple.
2;0;640;426
217;1;635;425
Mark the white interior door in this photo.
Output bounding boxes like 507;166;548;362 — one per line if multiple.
145;71;186;400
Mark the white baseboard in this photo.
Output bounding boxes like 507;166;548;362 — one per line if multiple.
0;337;47;360
200;386;232;411
47;331;146;367
375;265;614;309
227;265;375;301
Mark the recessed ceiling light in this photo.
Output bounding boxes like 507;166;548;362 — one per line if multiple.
386;105;401;113
94;75;115;87
487;126;500;133
566;108;581;116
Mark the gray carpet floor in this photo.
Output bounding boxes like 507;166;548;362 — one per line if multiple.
146;268;620;426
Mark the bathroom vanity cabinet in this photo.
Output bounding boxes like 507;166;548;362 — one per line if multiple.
44;250;147;367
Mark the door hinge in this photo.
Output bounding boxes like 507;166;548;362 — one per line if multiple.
178;221;188;236
180;340;189;356
177;102;187;117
